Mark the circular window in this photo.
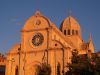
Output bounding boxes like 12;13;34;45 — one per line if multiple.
36;20;41;25
32;33;44;46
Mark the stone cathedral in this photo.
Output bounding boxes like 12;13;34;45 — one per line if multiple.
5;11;94;75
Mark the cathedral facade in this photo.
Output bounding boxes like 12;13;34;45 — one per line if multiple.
5;11;94;75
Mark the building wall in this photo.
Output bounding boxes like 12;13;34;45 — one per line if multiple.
5;11;94;75
0;53;6;75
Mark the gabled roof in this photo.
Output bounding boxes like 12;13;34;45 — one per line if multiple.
51;23;75;49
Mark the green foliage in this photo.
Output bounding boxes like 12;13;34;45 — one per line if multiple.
65;52;100;75
37;63;51;75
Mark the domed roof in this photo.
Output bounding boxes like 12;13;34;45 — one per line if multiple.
22;11;52;31
61;16;81;31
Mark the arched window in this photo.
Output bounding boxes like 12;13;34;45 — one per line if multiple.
57;62;61;75
76;30;78;35
72;30;74;35
54;35;56;40
15;66;18;75
68;30;70;35
64;30;66;35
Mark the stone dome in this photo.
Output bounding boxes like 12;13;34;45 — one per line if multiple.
60;16;81;38
61;16;81;31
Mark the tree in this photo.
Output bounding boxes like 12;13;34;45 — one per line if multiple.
65;51;100;75
38;63;51;75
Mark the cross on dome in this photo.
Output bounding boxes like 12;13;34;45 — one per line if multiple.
35;10;42;16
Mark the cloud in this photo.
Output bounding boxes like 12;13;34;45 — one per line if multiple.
10;18;17;22
10;16;20;22
10;17;25;26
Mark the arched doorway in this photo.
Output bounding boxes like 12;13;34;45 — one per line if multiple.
28;62;51;75
27;61;41;75
0;65;5;75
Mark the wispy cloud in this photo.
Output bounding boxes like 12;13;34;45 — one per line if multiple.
10;17;26;26
10;18;17;22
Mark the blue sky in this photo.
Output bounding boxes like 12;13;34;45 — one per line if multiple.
0;0;100;54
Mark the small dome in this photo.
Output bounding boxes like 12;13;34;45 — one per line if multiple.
61;16;80;31
60;16;82;38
